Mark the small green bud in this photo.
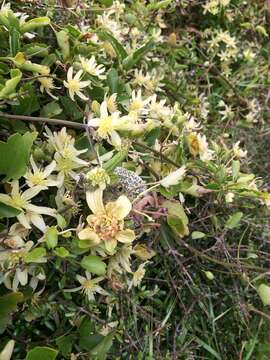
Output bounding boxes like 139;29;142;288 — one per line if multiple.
204;271;214;280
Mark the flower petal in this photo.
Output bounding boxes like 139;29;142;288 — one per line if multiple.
116;229;135;243
67;66;73;81
88;117;101;127
43;160;56;177
104;238;117;253
29;213;46;232
110;130;121;147
17;212;31;229
106;195;132;220
86;189;105;214
77;91;88;101
100;101;108;118
26;204;56;216
22;186;43;201
78;228;101;245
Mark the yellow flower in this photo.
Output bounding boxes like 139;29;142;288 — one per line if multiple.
78;188;135;253
63;66;90;101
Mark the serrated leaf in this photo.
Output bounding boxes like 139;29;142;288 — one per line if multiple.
25;347;58;360
225;212;243;230
81;255;107;275
0;131;37;181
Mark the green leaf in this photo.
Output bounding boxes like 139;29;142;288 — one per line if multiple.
60;96;82;121
45;227;58;249
56;334;76;358
123;39;155;70
98;31;128;61
25;248;46;263
89;331;116;360
23;43;49;58
81;255;107;276
0;131;37;181
257;284;270;306
147;0;173;10
107;68;119;94
12;84;40;115
0;69;22;99
191;231;206;239
232;160;240;181
163;200;189;237
0;202;21;218
25;347;58;360
79;318;103;351
9;28;21;56
21;17;51;33
225;212;243;230
41;102;62;118
56;30;70;61
0;292;24;334
54;247;70;258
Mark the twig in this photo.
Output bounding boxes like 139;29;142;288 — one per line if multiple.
132;140;180;168
0;112;86;129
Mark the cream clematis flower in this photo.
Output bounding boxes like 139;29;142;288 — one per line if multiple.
38;76;59;100
0;181;55;232
24;156;59;189
88;100;130;147
160;166;186;188
79;55;106;78
78;188;135;253
65;272;108;302
64;67;90;101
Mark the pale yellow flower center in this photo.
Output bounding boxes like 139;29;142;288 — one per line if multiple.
39;77;54;90
90;214;120;241
82;279;95;290
28;172;45;186
11;194;27;209
68;79;81;92
57;158;75;172
86;168;110;187
130;100;142;111
97;116;114;138
8;250;27;265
